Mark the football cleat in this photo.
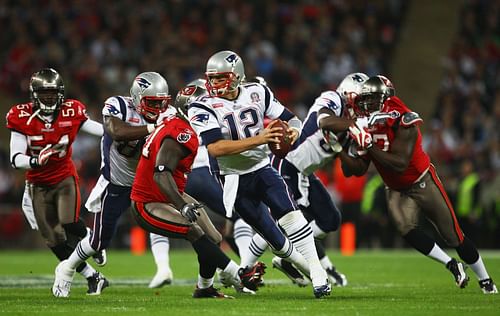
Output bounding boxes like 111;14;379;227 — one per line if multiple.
272;257;309;287
238;262;266;291
52;260;75;298
87;272;109;295
446;258;469;288
148;268;173;288
192;285;234;299
313;280;332;299
479;278;498;294
326;267;347;287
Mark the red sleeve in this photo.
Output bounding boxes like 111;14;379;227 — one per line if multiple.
172;125;198;154
63;99;89;126
5;103;32;133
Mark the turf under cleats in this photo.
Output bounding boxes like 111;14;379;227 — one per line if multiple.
87;272;109;295
479;278;498;294
446;258;469;288
148;268;173;288
272;257;309;287
52;260;75;298
238;262;266;291
193;286;234;299
326;267;347;287
313;281;331;299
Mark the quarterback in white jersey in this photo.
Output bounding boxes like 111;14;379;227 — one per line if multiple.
52;72;173;297
188;50;331;298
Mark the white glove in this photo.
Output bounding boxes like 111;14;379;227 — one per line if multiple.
37;144;57;166
322;130;343;153
355;117;369;130
348;125;373;149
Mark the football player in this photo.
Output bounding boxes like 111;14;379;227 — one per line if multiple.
246;73;369;287
188;50;330;298
130;90;266;299
51;72;174;297
6;68;106;295
339;75;497;294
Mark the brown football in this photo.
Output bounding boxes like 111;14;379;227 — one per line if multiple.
268;119;293;159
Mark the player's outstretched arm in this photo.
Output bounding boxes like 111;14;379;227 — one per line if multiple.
366;125;417;173
317;108;354;133
103;116;152;141
338;149;370;177
206;121;283;157
80;119;104;136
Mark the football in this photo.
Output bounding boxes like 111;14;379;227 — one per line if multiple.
268;119;293;159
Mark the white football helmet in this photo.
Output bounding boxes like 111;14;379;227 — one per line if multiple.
205;50;245;97
336;72;369;117
130;72;171;123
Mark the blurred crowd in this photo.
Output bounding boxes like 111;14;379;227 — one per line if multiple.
1;0;498;249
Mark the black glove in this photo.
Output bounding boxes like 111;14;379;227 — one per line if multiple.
180;203;203;222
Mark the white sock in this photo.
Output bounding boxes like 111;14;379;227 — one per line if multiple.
468;256;490;280
279;211;326;286
197;275;214;289
276;238;310;276
320;256;333;271
150;233;171;272
233;219;254;265
310;220;327;239
427;243;452;264
223;260;240;279
240;233;268;268
67;236;96;269
78;263;96;278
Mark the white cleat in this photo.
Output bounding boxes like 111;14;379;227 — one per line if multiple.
148;268;173;288
52;260;75;298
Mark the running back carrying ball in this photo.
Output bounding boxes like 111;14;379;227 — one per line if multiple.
268;119;292;159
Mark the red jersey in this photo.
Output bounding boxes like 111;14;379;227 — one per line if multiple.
365;96;430;190
131;115;198;204
6;100;89;185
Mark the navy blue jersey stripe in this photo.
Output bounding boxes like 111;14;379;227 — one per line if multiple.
201;128;223;146
190;102;217;117
101;133;113;180
278;108;294;121
115;96;127;121
263;85;271;112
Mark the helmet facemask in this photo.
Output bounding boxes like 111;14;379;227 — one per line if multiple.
30;68;65;115
205;72;239;97
205;50;245;97
358;92;385;115
138;96;171;123
130;72;171;123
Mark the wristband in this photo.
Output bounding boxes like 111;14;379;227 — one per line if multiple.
29;156;39;169
147;123;156;133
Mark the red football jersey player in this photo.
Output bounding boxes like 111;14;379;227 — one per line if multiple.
338;75;497;294
6;68;107;295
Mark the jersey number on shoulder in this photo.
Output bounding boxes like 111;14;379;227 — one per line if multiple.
16;104;31;118
27;134;69;157
223;108;259;140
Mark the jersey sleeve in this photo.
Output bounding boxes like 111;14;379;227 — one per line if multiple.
5;105;26;133
400;111;423;127
188;102;222;145
170;125;199;154
102;96;127;120
313;91;343;117
262;85;286;120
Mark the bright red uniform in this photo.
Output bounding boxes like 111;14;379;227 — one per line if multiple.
6;99;89;185
365;96;430;190
131;115;198;204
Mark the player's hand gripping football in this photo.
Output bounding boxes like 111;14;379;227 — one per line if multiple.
258;120;283;145
180;203;204;223
282;121;299;145
37;144;58;166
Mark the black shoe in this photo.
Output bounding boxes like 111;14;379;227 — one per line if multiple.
479;278;498;294
87;272;109;295
272;257;309;287
326;267;347;287
446;258;469;288
238;262;266;291
92;249;107;267
192;286;234;299
313;281;331;299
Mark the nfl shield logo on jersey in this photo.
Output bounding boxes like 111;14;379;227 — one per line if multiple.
177;132;191;143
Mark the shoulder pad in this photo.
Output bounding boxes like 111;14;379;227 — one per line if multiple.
401;111;422;126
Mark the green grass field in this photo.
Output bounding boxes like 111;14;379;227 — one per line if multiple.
0;249;499;315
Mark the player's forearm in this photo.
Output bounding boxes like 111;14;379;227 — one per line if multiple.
104;117;151;141
319;116;354;133
339;151;369;177
207;138;263;157
10;131;34;169
367;146;409;173
153;172;186;210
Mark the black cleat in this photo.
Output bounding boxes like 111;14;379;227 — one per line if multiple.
92;249;107;267
193;286;234;299
313;281;331;299
272;257;309;287
479;278;498;294
446;258;469;288
238;262;266;291
326;267;347;287
86;272;109;295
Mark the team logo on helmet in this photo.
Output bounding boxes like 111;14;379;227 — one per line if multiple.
225;54;238;65
352;74;365;83
135;77;152;93
182;86;197;96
